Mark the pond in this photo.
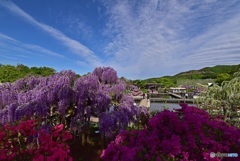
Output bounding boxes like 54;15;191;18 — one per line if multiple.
150;102;196;112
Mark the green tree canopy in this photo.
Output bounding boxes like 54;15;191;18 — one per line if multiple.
197;69;240;127
156;78;175;88
215;73;231;85
132;80;146;89
0;64;56;83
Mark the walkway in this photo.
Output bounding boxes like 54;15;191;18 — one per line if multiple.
139;98;150;108
168;92;182;99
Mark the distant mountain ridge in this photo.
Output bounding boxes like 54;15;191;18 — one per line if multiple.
143;64;240;82
173;64;240;79
1;63;239;84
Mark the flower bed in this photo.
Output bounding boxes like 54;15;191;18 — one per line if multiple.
0;119;72;161
101;104;240;161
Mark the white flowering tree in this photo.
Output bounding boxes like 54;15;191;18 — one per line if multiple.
197;69;240;127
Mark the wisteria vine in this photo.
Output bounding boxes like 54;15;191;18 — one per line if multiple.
0;67;147;139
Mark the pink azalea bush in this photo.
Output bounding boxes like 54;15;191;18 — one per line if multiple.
0;119;73;161
101;104;240;161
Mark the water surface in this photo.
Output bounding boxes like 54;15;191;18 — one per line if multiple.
150;102;196;112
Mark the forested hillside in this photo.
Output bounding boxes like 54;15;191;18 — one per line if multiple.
0;64;56;83
134;64;240;88
174;64;240;79
1;64;239;85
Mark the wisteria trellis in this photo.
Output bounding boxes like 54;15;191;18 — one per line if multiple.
0;67;147;137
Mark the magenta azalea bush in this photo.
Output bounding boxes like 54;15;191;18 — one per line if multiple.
101;104;240;161
0;119;72;161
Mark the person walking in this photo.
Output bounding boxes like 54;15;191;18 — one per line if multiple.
185;93;188;99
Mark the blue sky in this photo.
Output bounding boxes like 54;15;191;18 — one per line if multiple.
0;0;240;79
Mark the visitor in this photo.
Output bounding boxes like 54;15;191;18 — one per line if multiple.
147;93;150;101
109;104;114;112
180;91;184;97
114;104;118;111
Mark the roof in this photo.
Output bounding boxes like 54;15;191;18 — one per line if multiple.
170;87;186;90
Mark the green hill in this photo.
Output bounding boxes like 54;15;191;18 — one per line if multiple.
174;64;240;79
134;64;240;88
144;64;240;81
1;63;239;86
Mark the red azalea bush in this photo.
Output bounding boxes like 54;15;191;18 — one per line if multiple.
0;119;73;161
101;104;240;161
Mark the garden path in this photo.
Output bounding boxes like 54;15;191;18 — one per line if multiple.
139;98;150;108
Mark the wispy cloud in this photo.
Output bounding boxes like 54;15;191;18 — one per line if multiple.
55;13;93;40
0;0;102;67
0;54;19;60
101;0;240;79
1;0;239;79
0;33;64;58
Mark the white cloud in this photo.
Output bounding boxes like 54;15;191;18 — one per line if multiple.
0;33;64;58
0;0;103;68
65;17;93;40
0;54;19;60
101;0;240;79
1;0;240;79
76;60;89;67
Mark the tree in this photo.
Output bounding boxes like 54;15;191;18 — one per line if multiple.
132;80;146;89
156;78;175;88
0;64;56;83
198;69;240;127
215;73;231;85
0;67;147;142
